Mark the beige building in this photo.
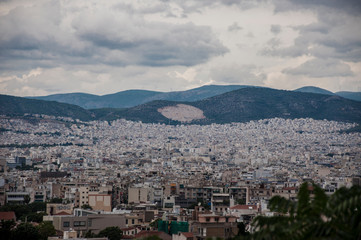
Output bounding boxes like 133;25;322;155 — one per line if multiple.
52;213;126;237
47;203;74;215
128;187;151;204
191;214;238;240
88;194;111;212
79;186;90;207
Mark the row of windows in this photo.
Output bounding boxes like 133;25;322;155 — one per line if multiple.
63;221;87;228
6;195;27;198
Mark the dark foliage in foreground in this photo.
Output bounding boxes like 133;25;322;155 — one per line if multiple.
251;182;361;240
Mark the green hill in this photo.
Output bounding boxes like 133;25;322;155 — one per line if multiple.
0;94;94;121
335;91;361;102
294;86;334;95
110;88;361;124
28;85;250;109
3;88;361;124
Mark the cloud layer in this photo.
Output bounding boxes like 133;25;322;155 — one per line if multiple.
1;0;360;96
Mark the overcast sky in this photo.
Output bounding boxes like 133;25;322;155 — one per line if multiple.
1;0;361;96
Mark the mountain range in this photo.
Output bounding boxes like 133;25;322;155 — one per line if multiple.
294;86;361;102
2;86;361;125
28;85;251;109
28;85;361;109
0;94;94;120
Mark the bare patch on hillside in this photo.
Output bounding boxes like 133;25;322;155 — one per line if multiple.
158;104;205;122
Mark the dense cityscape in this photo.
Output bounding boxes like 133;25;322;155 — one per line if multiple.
0;115;360;239
2;0;361;239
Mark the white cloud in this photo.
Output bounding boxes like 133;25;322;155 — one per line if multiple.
210;64;266;85
283;58;354;78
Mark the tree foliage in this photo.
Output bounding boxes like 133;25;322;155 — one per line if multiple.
0;202;46;221
252;182;361;240
0;220;16;240
37;221;56;240
97;226;123;240
81;204;93;210
11;222;40;240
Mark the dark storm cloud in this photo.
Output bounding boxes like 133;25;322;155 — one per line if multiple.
263;19;361;62
275;0;361;15
0;1;228;70
74;19;228;67
159;0;266;15
262;1;361;63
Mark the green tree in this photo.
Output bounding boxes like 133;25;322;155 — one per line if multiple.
0;202;46;222
23;195;31;204
37;221;56;240
97;226;123;240
251;182;361;240
11;222;40;240
0;220;15;240
48;197;63;203
20;212;46;223
85;230;96;238
236;222;250;237
81;204;93;210
149;218;160;229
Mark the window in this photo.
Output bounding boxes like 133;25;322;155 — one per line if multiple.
63;222;70;227
132;219;135;224
74;221;86;227
88;219;92;227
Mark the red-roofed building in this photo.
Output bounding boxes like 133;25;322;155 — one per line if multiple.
54;211;72;216
230;204;258;210
229;204;259;224
0;211;16;221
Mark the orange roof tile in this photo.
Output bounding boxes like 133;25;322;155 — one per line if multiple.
0;211;16;221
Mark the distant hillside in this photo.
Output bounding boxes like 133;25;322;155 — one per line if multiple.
28;92;104;109
3;88;361;124
28;85;249;109
147;85;251;102
28;90;162;109
0;94;94;121
294;86;334;95
27;85;361;110
335;91;361;102
294;86;361;102
108;88;361;124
